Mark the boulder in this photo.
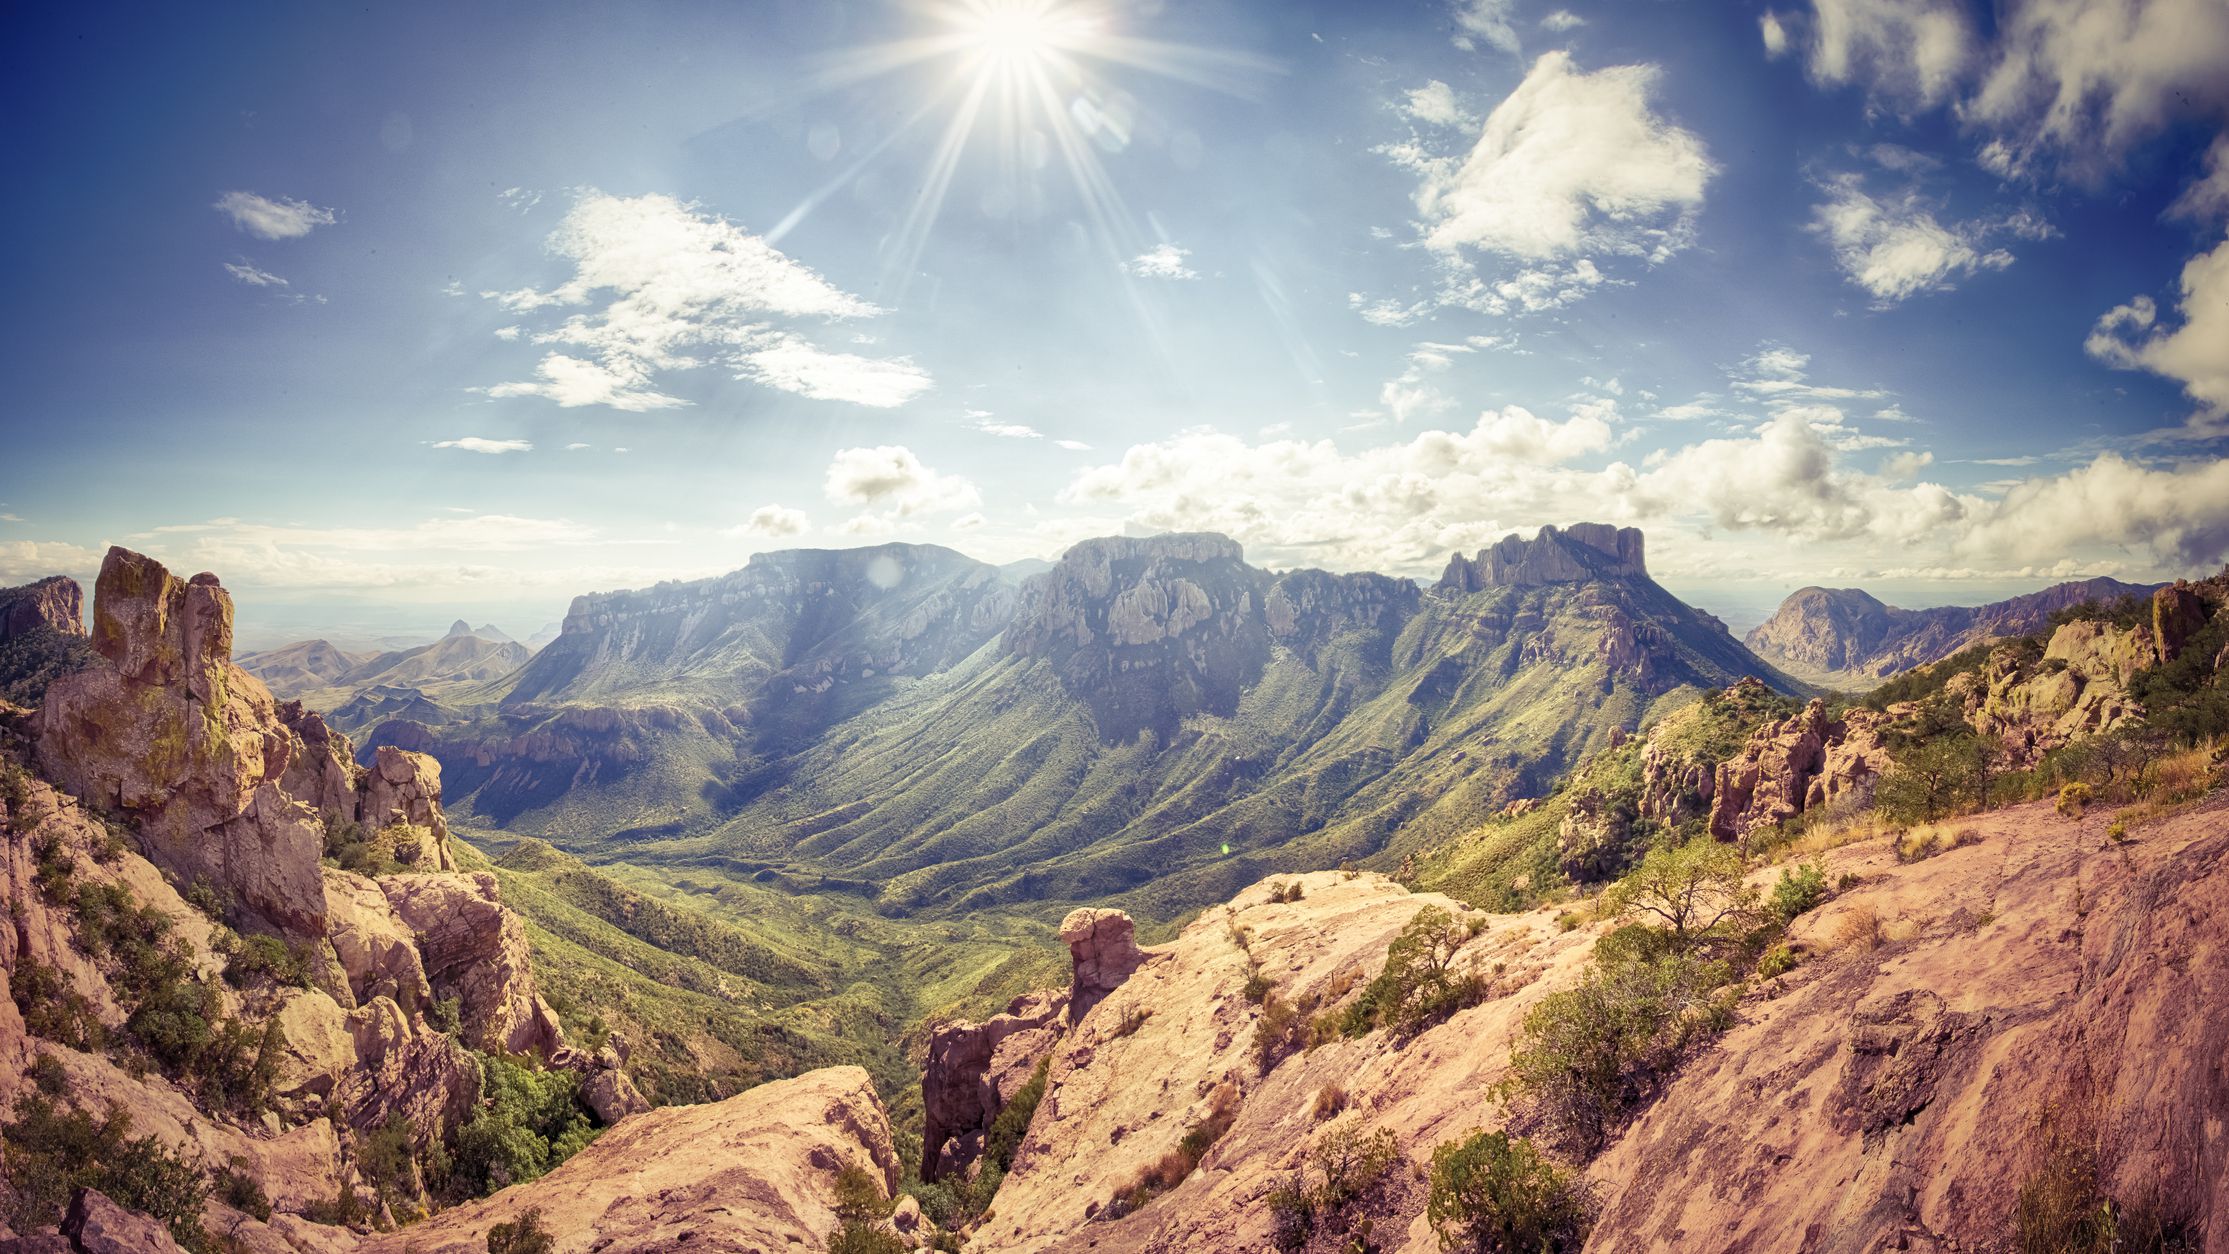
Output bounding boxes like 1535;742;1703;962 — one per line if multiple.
582;1067;651;1125
378;873;558;1055
1708;699;1885;842
63;1188;185;1254
319;869;432;1014
340;996;480;1141
358;747;453;871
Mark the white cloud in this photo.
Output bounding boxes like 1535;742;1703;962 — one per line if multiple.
433;437;533;454
1350;293;1430;326
565;443;591;451
1761;10;1792;57
224;261;288;288
1451;0;1519;53
483;352;685;412
1959;452;2229;567
1810;172;2015;304
1802;0;1972;108
823;446;983;516
1474;405;1614;461
1126;243;1198;280
0;540;102;583
1969;0;2229;172
2085;235;2229;419
1398;51;1713;264
214;192;337;241
1438;258;1608;316
739;336;932;408
1541;10;1585;32
480;190;925;410
499;187;543;212
1055;439;1093;451
2168;136;2229;224
1403;81;1474;128
725;505;810;539
972;417;1043;439
493;325;522;341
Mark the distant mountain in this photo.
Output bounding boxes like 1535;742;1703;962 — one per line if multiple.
1745;576;2160;686
527;621;563;650
369;525;1801;922
239;626;532;726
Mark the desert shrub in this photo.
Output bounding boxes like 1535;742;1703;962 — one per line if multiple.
220;1155;273;1220
1109;1083;1239;1215
1312;1082;1348;1121
1112;1005;1152;1038
359;1113;423;1207
1425;1130;1591;1254
2;1090;212;1252
1339;906;1485;1040
487;1208;558;1254
1311;1122;1399;1214
12;956;106;1050
219;930;313;989
1768;862;1829;923
429;995;464;1036
1604;839;1754;939
1756;945;1798;979
981;1055;1049;1178
2107;820;2129;843
1876;735;1993;825
1267;1171;1314;1251
833;1162;890;1222
445;1053;598;1199
2056;782;2094;818
1251;992;1312;1075
827;1222;907;1254
0;623;97;706
1268;880;1306;904
1502;948;1735;1156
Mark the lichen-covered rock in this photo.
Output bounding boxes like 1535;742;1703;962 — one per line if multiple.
1707;699;1886;842
1961;620;2149;760
358;746;453;870
357;1066;900;1254
341;995;480;1141
33;548;325;938
378;872;558;1055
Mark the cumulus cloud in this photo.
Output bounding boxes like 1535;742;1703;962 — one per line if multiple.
1959;453;2229;567
493;325;522;341
823;446;983;517
1761;10;1793;57
0;540;103;583
725;505;810;539
479;190;927;410
2085;235;2229;420
2167;136;2229;224
223;261;288;288
432;437;533;454
1126;244;1198;280
214;191;338;241
1541;10;1585;31
1397;52;1713;264
1810;172;2015;304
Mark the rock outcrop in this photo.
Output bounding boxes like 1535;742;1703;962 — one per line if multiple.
2153;580;2208;663
1436;523;1647;592
1958;619;2149;760
921;907;1151;1183
379;872;561;1055
358;1066;901;1254
34;548;327;938
0;576;83;640
1708;698;1890;842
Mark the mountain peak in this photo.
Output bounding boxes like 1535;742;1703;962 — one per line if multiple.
447;618;474;637
1437;522;1648;593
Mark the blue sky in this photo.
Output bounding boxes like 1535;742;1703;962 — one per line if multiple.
3;0;2227;643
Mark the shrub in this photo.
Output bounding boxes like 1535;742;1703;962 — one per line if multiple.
445;1054;598;1199
1112;1005;1152;1039
827;1222;907;1254
1267;1171;1314;1251
220;931;312;989
12;956;106;1050
1768;862;1829;923
1877;736;1992;825
833;1162;889;1223
1109;1082;1239;1215
1339;906;1485;1040
2056;782;2093;819
1312;1083;1348;1121
2107;821;2129;844
981;1055;1049;1177
1756;945;1798;979
2;1091;212;1252
1251;992;1311;1075
221;1156;273;1220
1425;1130;1591;1254
487;1208;558;1254
1604;840;1754;939
1268;881;1306;904
1502;949;1735;1156
1311;1122;1399;1214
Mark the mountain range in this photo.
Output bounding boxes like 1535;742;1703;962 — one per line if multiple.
1743;576;2160;686
348;524;1801;925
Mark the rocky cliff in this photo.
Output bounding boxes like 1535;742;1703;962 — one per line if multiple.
1436;524;1647;593
0;576;83;641
1744;576;2158;685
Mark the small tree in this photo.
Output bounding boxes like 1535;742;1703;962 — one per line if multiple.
1426;1130;1591;1253
1604;839;1753;939
1875;736;1985;825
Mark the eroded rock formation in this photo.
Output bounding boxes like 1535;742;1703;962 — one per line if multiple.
1708;699;1890;842
1436;523;1647;593
0;576;83;640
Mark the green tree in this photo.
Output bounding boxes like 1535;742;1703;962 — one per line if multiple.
1426;1130;1591;1253
1603;839;1753;939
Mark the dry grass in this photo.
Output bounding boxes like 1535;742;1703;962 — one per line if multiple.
1829;904;1884;954
1312;1083;1348;1121
1779;813;1896;862
2114;747;2223;830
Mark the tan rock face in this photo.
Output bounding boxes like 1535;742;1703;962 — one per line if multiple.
320;868;432;1013
921;989;1069;1182
1708;699;1888;842
359;746;453;870
358;1066;900;1254
2151;581;2207;663
0;575;84;640
65;1188;185;1254
1059;907;1144;1022
33;548;326;938
379;872;559;1055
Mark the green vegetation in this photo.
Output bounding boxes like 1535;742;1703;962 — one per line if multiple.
1602;839;1752;939
0;621;97;706
2;1083;213;1252
1425;1130;1593;1254
1266;1121;1402;1252
824;1164;905;1254
486;1208;558;1254
981;1056;1049;1178
1767;862;1829;923
2014;1115;2193;1253
1334;906;1487;1040
443;1052;599;1199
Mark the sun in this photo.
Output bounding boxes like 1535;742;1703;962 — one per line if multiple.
958;1;1093;71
